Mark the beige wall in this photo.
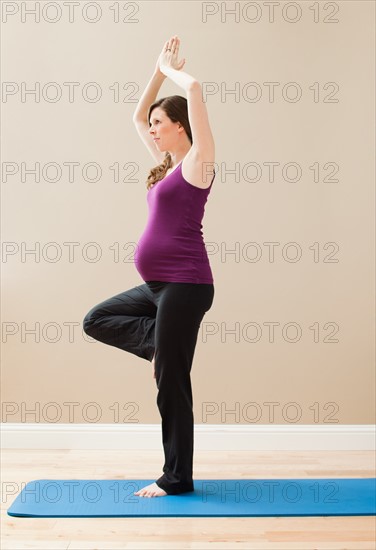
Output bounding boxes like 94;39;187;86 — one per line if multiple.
2;1;374;425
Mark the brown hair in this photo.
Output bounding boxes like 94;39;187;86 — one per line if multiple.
146;95;192;191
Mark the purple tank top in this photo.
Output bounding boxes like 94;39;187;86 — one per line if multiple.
134;161;215;284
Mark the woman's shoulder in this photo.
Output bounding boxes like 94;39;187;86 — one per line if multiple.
181;151;215;190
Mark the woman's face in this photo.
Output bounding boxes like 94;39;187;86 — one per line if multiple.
149;107;180;152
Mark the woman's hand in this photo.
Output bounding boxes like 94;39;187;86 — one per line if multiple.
155;35;186;76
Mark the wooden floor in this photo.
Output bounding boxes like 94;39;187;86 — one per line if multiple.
1;450;375;549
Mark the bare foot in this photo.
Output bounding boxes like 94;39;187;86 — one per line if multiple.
134;481;167;497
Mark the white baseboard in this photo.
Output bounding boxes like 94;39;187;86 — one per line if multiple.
1;423;375;450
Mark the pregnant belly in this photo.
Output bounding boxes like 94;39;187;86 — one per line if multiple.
135;235;181;274
134;232;209;280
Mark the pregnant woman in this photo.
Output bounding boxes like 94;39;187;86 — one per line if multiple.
83;35;216;497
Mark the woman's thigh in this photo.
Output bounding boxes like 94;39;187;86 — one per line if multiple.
83;283;157;324
154;283;214;358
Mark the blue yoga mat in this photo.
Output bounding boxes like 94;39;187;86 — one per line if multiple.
7;478;375;517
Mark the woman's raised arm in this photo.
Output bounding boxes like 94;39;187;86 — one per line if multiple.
132;70;166;123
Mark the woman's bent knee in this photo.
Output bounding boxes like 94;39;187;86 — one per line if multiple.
82;310;96;336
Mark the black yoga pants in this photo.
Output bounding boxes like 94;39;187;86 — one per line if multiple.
82;280;215;495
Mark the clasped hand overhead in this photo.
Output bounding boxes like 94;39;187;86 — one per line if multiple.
156;35;186;75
